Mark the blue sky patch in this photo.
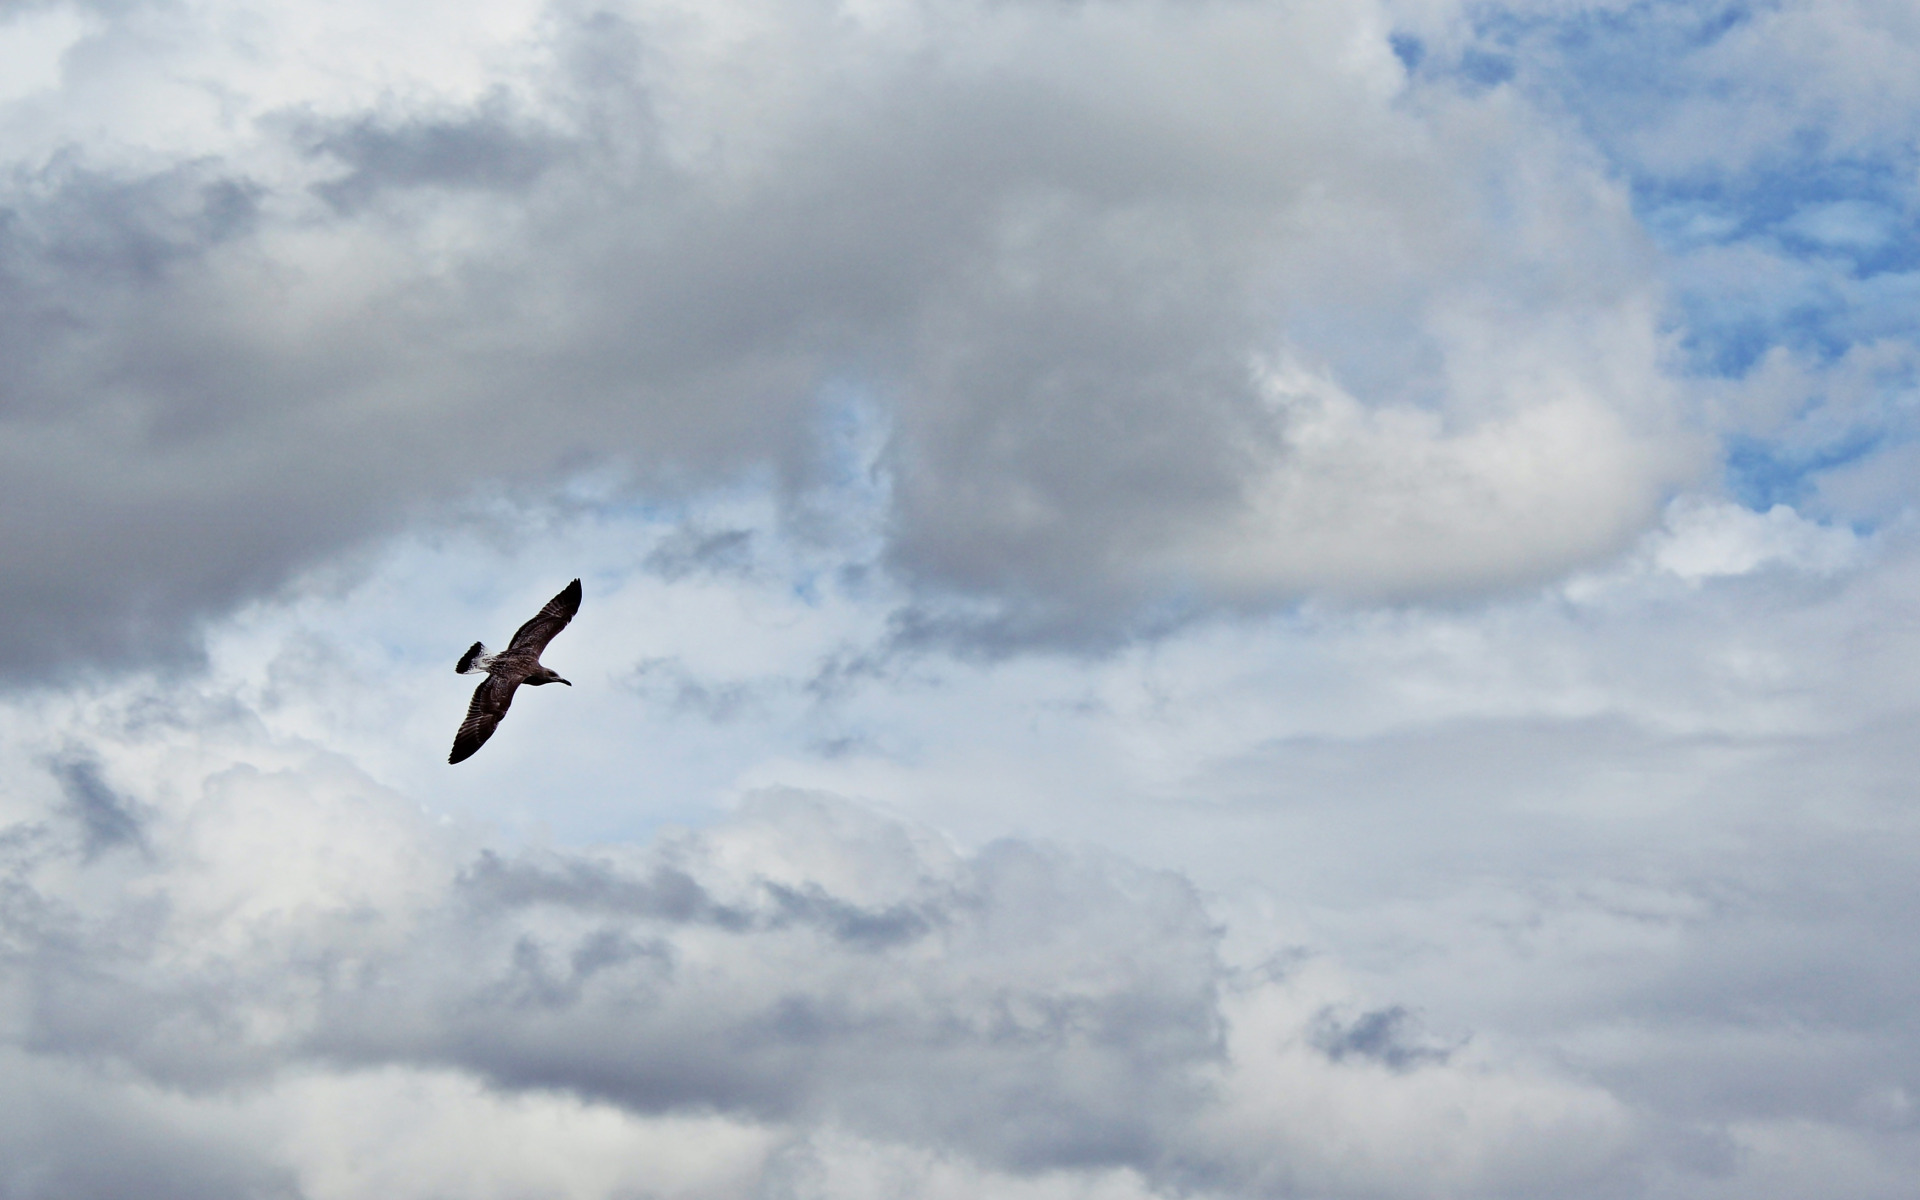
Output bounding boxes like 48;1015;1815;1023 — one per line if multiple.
1724;427;1884;510
1389;32;1424;73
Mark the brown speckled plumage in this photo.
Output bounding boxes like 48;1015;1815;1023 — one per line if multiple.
449;578;580;764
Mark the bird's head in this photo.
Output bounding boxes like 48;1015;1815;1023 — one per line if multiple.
531;667;571;686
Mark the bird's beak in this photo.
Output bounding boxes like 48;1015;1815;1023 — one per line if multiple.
558;677;572;686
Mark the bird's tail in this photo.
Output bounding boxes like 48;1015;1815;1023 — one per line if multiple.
456;642;493;674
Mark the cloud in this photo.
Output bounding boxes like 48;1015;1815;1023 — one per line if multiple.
1310;1004;1457;1071
0;477;1916;1196
0;668;1644;1198
0;0;1697;675
6;3;1920;1196
0;1050;303;1200
1453;0;1920;523
297;99;568;213
47;749;146;858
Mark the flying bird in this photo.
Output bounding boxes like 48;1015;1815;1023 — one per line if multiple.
449;578;581;764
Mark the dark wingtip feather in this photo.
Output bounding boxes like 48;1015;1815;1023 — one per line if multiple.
449;726;486;763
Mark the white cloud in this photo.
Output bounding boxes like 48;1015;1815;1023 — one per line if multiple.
1644;497;1862;582
1631;0;1920;176
0;663;1640;1197
0;4;91;105
1174;346;1690;600
6;483;1920;1195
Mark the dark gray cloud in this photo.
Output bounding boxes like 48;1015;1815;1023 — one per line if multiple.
296;99;568;213
1310;1005;1455;1072
48;751;144;859
761;879;935;950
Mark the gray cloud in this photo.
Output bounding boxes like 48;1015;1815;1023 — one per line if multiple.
0;1056;302;1200
1310;1005;1456;1072
10;768;1602;1195
626;656;772;722
0;0;1684;678
47;751;144;859
296;99;568;213
458;848;751;925
644;525;756;581
324;826;1223;1177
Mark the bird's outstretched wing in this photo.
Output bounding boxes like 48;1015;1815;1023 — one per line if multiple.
507;578;582;655
449;674;518;764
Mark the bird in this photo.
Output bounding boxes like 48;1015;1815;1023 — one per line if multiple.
448;578;581;764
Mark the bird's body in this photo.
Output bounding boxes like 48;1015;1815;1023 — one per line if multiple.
449;578;581;764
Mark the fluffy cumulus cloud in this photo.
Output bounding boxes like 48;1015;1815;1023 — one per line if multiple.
0;0;1698;671
0;687;1628;1199
6;0;1920;1196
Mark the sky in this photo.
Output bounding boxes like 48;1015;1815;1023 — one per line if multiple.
2;0;1920;1196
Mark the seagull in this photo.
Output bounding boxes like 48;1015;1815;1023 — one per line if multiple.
449;578;581;764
